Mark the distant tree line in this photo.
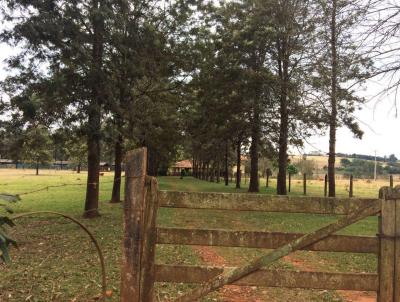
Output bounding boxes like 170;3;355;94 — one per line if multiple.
336;153;398;163
339;158;400;178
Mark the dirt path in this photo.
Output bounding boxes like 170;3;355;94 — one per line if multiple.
192;246;272;302
193;246;376;302
336;291;376;302
283;254;376;302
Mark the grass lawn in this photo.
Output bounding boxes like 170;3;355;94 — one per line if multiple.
0;169;387;301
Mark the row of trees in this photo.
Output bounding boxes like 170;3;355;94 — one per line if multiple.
1;0;399;218
184;0;372;196
1;0;192;216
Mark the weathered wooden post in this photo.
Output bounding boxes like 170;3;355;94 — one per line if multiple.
394;186;400;302
121;148;159;302
324;174;328;197
390;175;394;188
288;173;292;193
303;173;307;195
378;187;397;302
349;175;353;198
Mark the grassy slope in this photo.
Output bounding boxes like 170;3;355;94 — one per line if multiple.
0;170;388;301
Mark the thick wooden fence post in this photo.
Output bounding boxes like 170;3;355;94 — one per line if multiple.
390;175;394;188
324;174;328;197
140;176;159;301
121;148;158;302
394;186;400;302
303;173;307;195
349;175;353;198
378;187;397;302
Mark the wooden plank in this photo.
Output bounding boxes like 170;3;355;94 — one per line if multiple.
155;265;378;291
139;176;159;302
156;228;378;254
174;200;381;302
378;186;396;302
159;190;380;215
121;148;147;302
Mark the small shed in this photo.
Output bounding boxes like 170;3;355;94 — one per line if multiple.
170;160;192;176
0;159;14;168
53;160;71;170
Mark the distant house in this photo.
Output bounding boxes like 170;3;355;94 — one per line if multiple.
170;160;192;176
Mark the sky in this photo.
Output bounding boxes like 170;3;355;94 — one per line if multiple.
304;76;400;158
1;21;399;159
305;102;399;158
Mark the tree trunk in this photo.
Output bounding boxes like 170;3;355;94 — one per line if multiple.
111;133;123;203
200;161;204;180
249;108;260;193
277;43;289;195
83;0;104;218
77;162;81;174
236;138;241;189
210;162;215;182
84;113;101;218
147;148;158;177
36;160;39;175
328;0;338;198
216;160;221;183
193;156;197;178
224;141;229;186
194;159;198;178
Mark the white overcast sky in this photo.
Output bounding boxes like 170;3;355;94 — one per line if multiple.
1;21;399;159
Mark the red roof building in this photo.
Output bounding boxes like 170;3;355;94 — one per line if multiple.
170;160;192;176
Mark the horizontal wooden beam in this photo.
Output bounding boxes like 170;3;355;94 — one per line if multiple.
155;264;378;291
156;228;378;254
159;191;380;215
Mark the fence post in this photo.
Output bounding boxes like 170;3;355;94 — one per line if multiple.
121;148;147;301
288;173;291;193
393;185;400;302
121;148;158;302
140;176;159;301
303;173;307;195
378;187;396;302
324;174;328;197
390;175;394;188
349;175;353;198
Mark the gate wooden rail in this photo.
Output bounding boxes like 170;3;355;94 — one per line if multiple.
120;148;400;302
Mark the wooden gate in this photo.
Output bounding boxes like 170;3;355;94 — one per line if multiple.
121;148;400;302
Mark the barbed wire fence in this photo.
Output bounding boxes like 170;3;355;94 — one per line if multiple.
4;176;126;199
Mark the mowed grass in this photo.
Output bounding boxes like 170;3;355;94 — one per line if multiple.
0;169;388;301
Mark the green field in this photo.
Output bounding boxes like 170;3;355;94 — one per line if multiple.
0;169;385;301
